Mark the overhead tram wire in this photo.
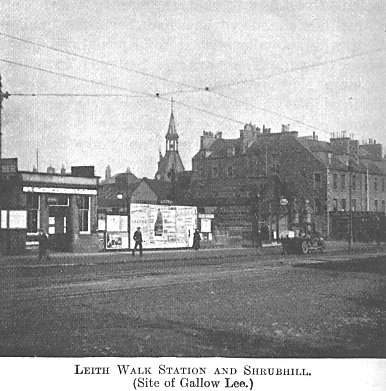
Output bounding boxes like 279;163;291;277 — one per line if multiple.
11;93;144;97
0;58;244;125
3;31;385;99
202;47;386;137
0;31;202;95
2;32;384;135
208;46;386;91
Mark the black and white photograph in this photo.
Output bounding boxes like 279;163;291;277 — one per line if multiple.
0;0;385;389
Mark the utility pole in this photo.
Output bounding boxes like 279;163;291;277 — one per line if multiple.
0;74;10;160
348;161;353;251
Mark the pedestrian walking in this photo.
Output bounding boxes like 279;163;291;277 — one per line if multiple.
132;227;143;256
192;229;201;250
38;229;50;262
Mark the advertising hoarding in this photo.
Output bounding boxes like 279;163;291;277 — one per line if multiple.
130;203;197;249
106;232;129;250
1;210;7;228
105;215;129;250
9;210;27;229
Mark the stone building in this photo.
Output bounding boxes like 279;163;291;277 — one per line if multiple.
181;124;386;245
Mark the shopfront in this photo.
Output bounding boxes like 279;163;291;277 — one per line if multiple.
0;161;99;254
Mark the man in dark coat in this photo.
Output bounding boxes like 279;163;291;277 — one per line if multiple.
192;229;201;250
38;229;50;261
132;227;143;256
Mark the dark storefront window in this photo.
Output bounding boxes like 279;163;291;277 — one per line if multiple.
78;195;90;233
227;166;234;178
333;174;338;190
314;173;321;189
26;193;39;233
212;166;219;178
341;198;346;211
341;174;346;190
314;198;322;214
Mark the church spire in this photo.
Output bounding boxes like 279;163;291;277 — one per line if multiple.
166;98;178;151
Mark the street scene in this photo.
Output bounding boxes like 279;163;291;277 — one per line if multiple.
0;1;385;376
1;243;385;357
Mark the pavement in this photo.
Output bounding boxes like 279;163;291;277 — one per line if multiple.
1;240;386;268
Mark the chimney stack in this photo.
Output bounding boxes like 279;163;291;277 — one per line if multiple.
47;165;55;174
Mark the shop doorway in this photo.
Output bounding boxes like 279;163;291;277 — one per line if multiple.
47;195;70;251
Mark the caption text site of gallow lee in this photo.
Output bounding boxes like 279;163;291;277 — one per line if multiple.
74;364;312;389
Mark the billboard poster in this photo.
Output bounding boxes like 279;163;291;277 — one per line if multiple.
9;210;27;229
106;232;129;250
130;203;197;249
106;215;127;232
105;215;129;250
1;210;7;229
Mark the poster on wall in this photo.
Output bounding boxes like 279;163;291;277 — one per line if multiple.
130;203;197;249
106;215;128;232
1;210;7;228
106;232;129;250
9;210;27;229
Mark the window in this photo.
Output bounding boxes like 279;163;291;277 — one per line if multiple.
352;174;357;191
341;174;346;190
227;166;234;178
26;193;39;233
365;174;368;191
383;178;385;193
314;173;321;189
351;199;357;211
212;166;219;178
341;198;346;211
333;174;338;190
374;177;378;192
314;198;322;214
78;195;90;233
46;194;69;206
382;200;385;212
375;200;378;212
333;198;338;211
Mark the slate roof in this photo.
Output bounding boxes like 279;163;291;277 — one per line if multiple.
142;178;172;200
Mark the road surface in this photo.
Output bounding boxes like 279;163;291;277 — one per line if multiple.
1;248;385;357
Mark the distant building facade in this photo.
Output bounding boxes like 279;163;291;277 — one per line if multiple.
179;124;386;245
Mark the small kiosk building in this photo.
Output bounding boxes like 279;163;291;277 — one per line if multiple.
0;159;99;254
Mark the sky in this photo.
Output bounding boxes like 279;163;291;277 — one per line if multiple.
0;0;385;179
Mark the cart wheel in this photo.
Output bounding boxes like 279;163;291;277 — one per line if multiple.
301;240;309;254
311;238;319;247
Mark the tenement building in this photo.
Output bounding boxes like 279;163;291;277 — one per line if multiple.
180;124;386;245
